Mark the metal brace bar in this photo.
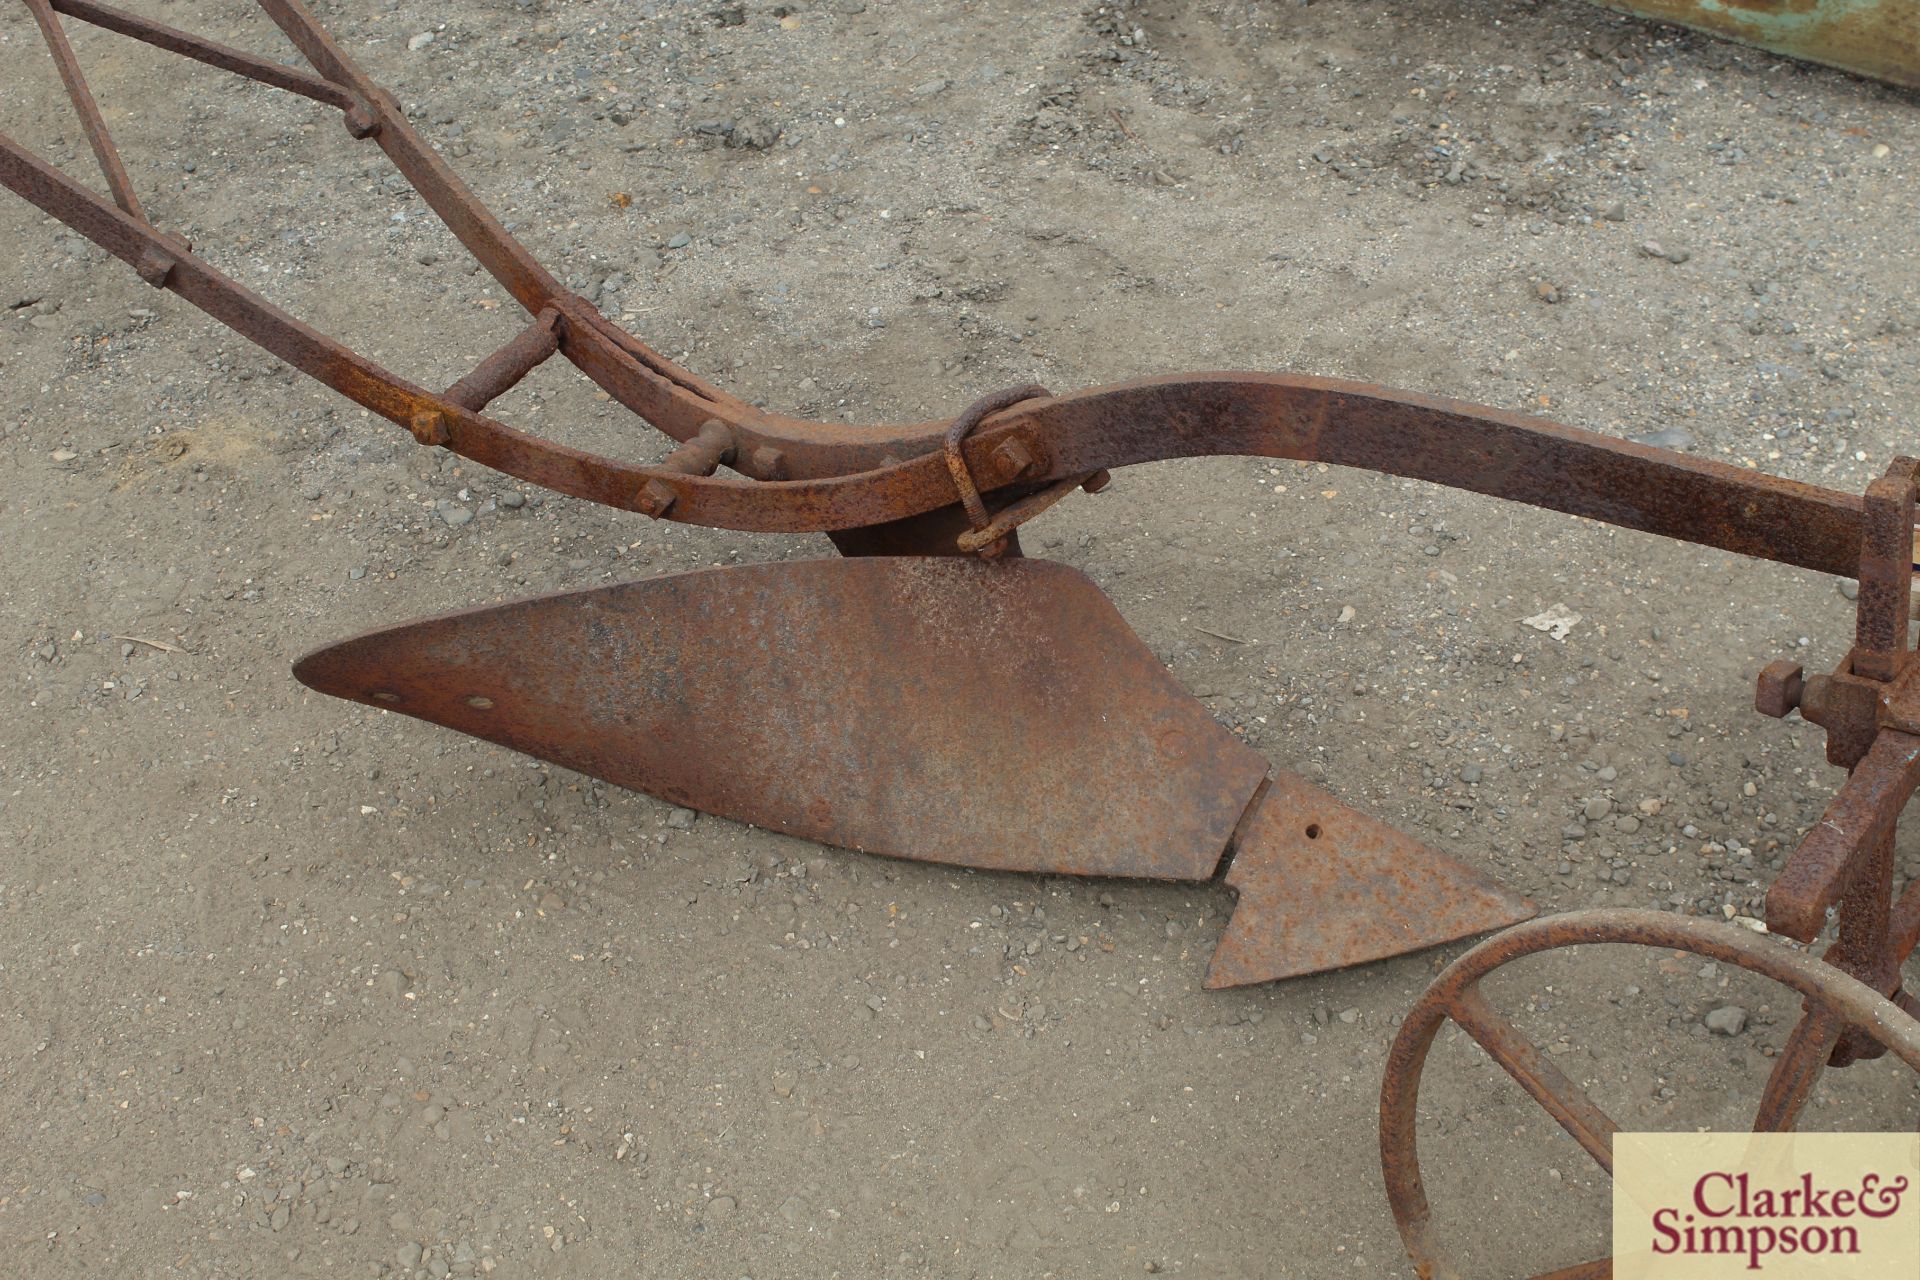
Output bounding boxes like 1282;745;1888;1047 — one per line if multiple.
444;309;563;413
1765;728;1920;942
48;0;355;111
23;0;144;218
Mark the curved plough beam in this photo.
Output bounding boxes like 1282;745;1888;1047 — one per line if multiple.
0;0;1869;578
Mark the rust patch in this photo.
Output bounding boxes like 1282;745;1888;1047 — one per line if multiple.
1206;772;1534;987
294;557;1269;881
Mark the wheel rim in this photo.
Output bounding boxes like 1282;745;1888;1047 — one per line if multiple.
1378;908;1920;1280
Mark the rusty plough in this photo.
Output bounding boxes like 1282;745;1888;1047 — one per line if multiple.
4;3;1917;1274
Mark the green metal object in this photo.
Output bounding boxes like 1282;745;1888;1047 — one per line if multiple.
1591;0;1920;91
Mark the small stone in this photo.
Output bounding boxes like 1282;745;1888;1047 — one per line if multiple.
1336;1007;1359;1024
1459;764;1482;784
665;233;692;250
1583;797;1613;821
407;32;435;51
498;490;526;509
348;566;366;581
398;1242;425;1269
705;1195;737;1222
1632;426;1694;452
436;501;473;528
376;969;411;998
666;806;697;830
1704;1005;1748;1036
728;118;780;151
1601;200;1626;222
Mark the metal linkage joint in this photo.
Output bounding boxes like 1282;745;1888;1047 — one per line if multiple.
954;470;1113;554
942;384;1051;557
409;409;450;447
134;244;175;288
343;96;382;140
636;419;736;519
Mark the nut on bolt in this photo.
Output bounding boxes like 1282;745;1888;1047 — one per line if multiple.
992;438;1034;477
1755;659;1804;718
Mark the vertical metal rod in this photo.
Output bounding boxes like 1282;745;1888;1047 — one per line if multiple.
1851;458;1916;680
1751;1004;1841;1132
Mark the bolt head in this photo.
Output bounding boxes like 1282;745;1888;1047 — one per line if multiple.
636;478;677;519
408;410;450;447
1755;660;1804;718
750;445;787;480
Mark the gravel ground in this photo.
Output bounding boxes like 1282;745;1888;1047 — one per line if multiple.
2;2;1918;1277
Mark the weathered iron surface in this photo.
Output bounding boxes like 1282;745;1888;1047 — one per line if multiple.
1206;774;1534;988
1763;727;1920;943
10;0;1919;1023
0;0;1885;580
294;558;1270;881
1589;0;1920;92
1384;462;1920;1276
1378;909;1920;1280
1738;460;1920;1071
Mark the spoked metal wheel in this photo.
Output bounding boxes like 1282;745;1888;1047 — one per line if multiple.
1378;909;1920;1280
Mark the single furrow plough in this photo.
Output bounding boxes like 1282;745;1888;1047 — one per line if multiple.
4;4;1915;1274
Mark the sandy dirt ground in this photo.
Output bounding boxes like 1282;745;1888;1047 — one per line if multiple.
3;1;1918;1277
